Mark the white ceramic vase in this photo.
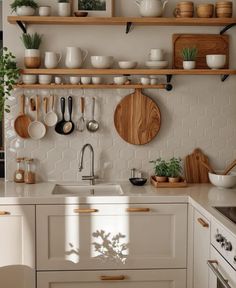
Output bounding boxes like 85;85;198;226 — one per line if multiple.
183;61;196;70
16;6;36;16
58;3;71;17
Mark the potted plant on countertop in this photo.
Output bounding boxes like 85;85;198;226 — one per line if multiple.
0;47;20;119
150;158;169;182
168;157;182;183
21;32;42;68
58;0;71;17
11;0;38;16
181;47;198;70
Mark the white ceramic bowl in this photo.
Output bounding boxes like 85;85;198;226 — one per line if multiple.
118;61;137;69
69;76;80;85
81;77;91;84
22;74;37;84
92;77;102;84
39;75;52;85
113;76;127;85
209;172;236;188
206;55;226;69
91;56;114;69
145;60;168;69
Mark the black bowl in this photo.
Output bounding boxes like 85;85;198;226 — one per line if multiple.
129;178;147;186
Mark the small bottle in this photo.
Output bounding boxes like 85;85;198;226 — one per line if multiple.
24;158;36;184
14;158;25;183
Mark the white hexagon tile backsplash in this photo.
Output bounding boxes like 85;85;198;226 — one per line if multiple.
5;77;236;182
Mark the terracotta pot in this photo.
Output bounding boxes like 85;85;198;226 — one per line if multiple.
24;49;41;69
155;176;168;182
168;177;180;183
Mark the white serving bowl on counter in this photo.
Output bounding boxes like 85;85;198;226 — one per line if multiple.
145;60;168;69
91;56;114;68
206;55;226;69
118;61;137;69
209;172;236;189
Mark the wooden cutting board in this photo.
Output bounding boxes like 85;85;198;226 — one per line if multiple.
173;34;229;69
114;89;161;145
184;148;210;183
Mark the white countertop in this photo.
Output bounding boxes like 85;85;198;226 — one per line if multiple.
0;181;236;236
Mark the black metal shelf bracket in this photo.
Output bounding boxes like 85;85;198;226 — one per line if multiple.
165;83;173;91
221;74;229;82
166;74;173;83
220;23;236;35
126;22;133;34
16;21;27;33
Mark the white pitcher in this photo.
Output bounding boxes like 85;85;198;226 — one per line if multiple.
65;47;88;69
44;51;62;69
135;0;168;17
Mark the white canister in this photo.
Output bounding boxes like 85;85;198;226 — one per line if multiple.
39;6;51;16
44;51;62;69
65;47;88;69
58;3;71;17
149;48;164;61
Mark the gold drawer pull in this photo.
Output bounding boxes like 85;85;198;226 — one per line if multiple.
0;211;10;215
100;275;126;281
73;209;98;213
197;218;209;228
126;208;150;213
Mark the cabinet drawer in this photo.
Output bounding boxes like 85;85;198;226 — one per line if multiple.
37;269;186;288
36;204;187;270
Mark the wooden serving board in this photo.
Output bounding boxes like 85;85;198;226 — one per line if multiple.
184;148;210;183
150;176;188;188
173;34;229;69
114;89;161;145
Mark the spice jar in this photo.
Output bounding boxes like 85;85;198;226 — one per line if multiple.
14;158;25;183
24;158;36;184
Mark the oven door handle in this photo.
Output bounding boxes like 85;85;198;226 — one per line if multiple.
207;260;231;288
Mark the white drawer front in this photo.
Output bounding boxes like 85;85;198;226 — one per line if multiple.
37;204;187;270
37;269;186;288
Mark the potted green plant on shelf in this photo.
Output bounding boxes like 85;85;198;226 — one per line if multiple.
181;47;198;70
0;47;20;120
168;157;182;183
58;0;71;17
11;0;38;16
150;158;169;182
21;33;42;68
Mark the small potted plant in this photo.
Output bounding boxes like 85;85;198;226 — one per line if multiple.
21;33;42;68
168;157;182;183
150;158;169;182
0;47;20;119
58;0;71;17
11;0;38;16
181;47;198;70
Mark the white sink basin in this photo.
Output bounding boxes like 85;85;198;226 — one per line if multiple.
52;184;124;196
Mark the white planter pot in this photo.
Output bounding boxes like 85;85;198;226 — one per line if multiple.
58;3;71;17
183;61;196;70
16;6;35;16
24;49;41;69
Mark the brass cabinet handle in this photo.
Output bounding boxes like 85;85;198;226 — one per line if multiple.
126;208;150;212
100;275;126;281
73;209;98;213
0;211;10;215
197;217;209;228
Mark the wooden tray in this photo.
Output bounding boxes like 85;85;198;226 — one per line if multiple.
150;176;188;188
173;34;229;69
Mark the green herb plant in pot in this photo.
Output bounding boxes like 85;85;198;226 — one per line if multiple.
150;158;169;183
168;157;182;183
11;0;38;16
21;33;42;68
0;47;20;120
58;0;71;17
181;47;198;70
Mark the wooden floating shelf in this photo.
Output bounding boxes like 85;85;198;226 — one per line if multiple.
21;68;236;76
8;16;236;26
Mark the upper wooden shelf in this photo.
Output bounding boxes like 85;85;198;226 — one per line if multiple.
8;16;236;26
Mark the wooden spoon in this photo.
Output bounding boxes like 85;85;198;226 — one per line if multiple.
223;159;236;175
199;159;216;174
14;94;32;139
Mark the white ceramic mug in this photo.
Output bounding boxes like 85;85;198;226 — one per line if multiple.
92;77;102;84
149;48;164;61
114;76;127;85
39;6;51;16
39;75;52;85
141;77;150;85
55;76;62;84
69;76;80;85
44;51;62;69
65;47;88;69
81;77;91;84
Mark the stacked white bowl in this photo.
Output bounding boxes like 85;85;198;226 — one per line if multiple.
145;48;168;69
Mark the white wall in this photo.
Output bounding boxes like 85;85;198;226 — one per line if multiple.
3;0;236;182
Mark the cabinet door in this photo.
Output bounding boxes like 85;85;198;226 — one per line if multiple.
37;269;186;288
0;205;35;288
193;209;210;288
37;204;187;270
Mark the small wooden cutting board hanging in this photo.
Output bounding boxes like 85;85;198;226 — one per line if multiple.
114;89;161;145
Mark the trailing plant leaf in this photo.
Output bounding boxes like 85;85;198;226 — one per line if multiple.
181;47;198;61
11;0;38;12
20;33;42;49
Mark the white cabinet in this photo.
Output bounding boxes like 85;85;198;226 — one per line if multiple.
193;209;210;288
0;205;35;288
37;269;187;288
36;204;187;270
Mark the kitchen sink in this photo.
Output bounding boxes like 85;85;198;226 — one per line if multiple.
52;184;124;196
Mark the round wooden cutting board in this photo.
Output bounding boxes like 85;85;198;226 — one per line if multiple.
114;89;161;145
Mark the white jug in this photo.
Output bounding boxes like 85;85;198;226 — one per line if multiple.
135;0;168;17
65;47;88;69
44;51;61;69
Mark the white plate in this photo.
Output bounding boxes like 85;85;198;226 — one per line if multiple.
145;60;168;69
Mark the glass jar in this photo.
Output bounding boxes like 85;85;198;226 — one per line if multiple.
24;158;36;184
14;158;25;183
